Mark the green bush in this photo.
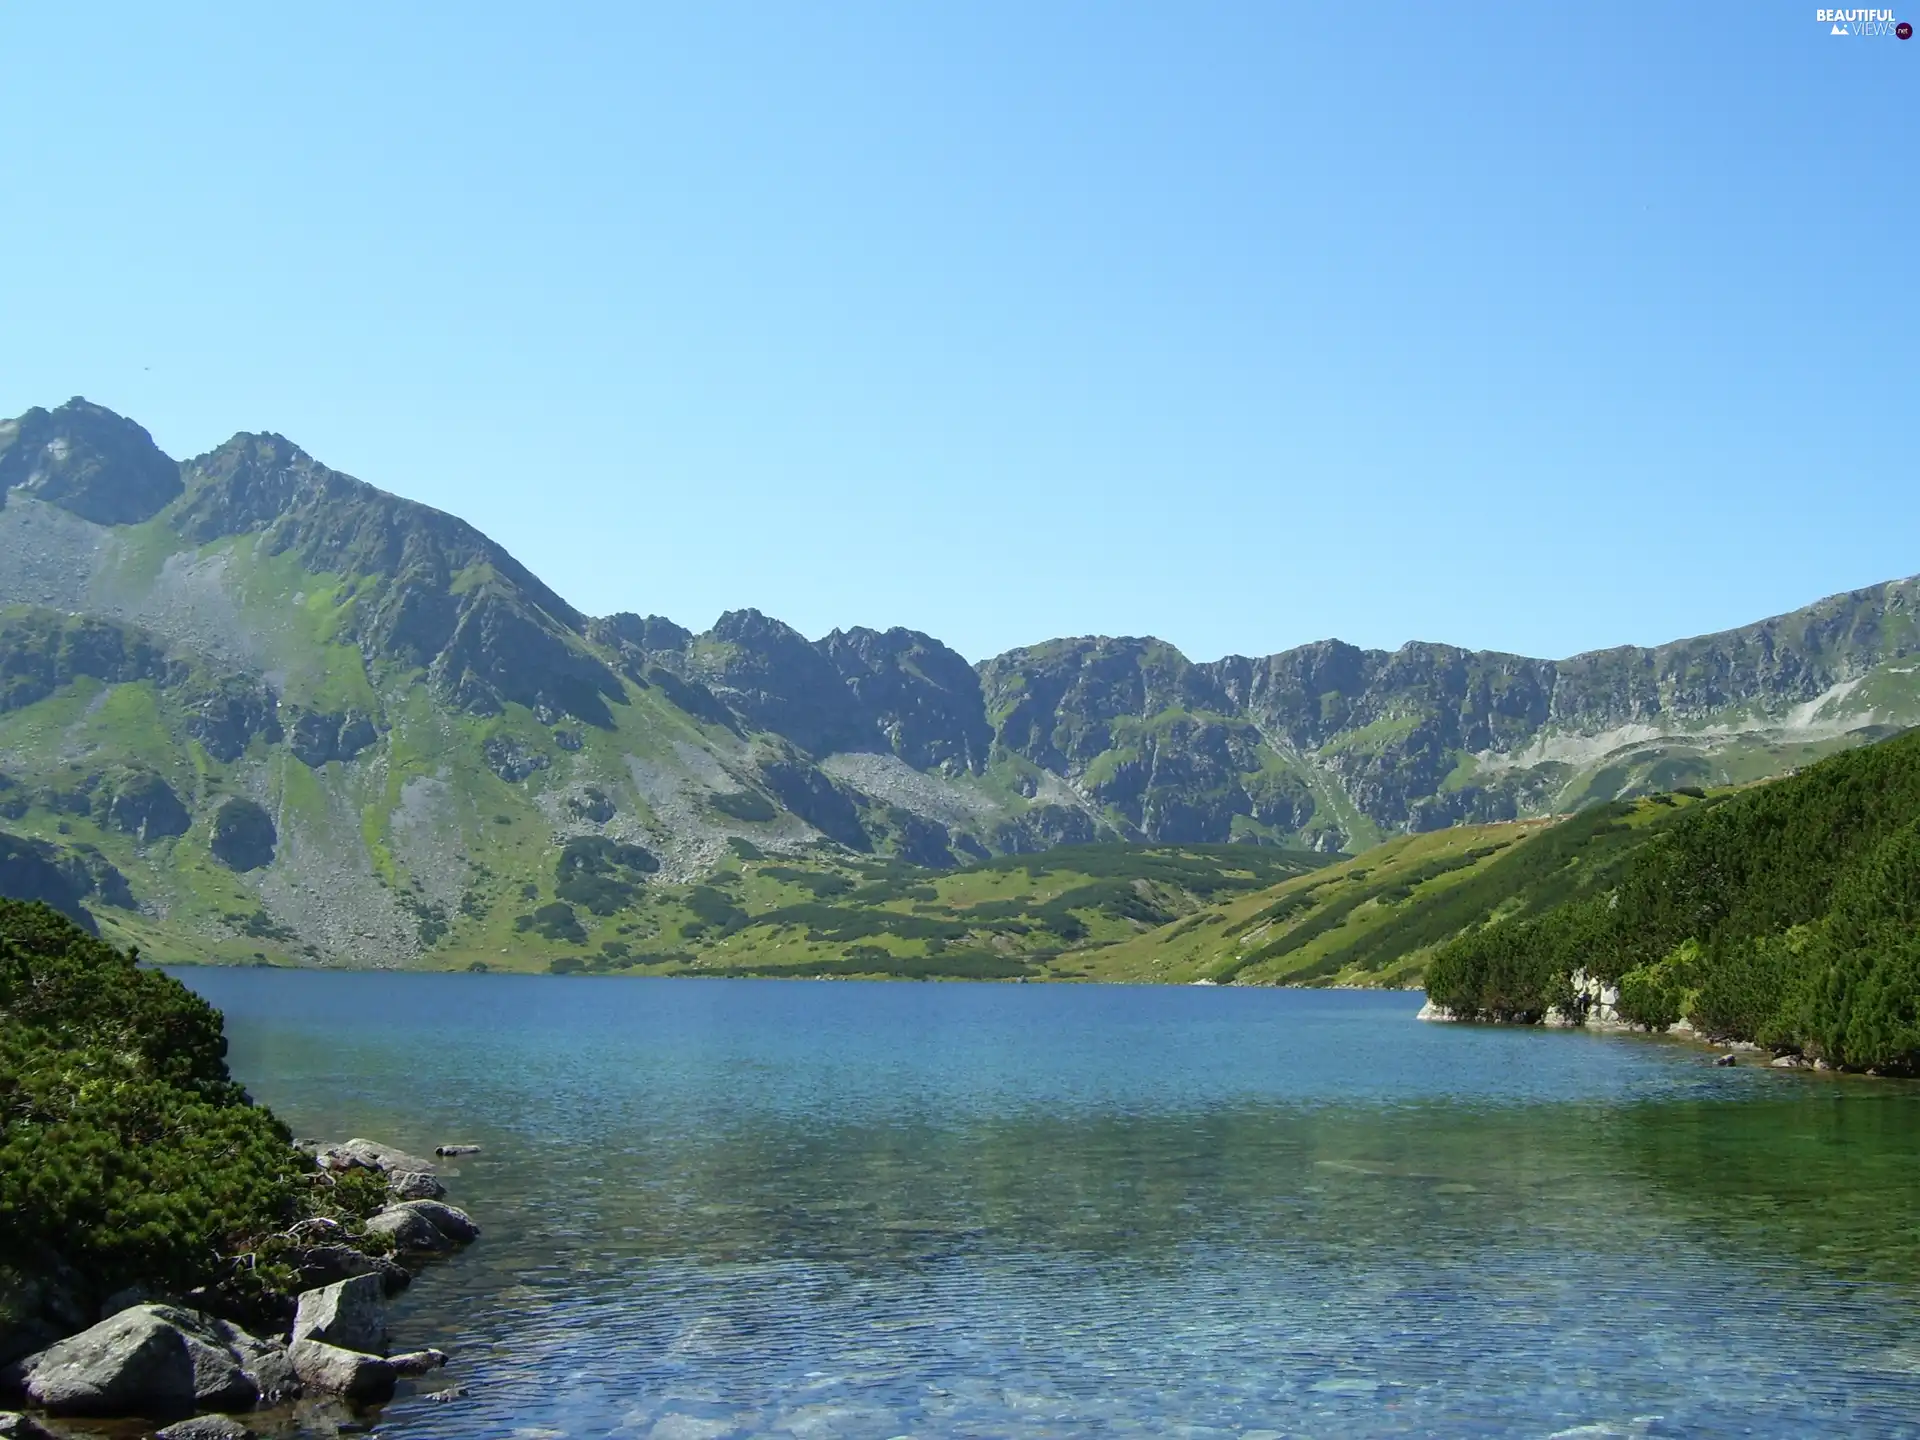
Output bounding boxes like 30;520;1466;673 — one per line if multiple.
0;900;312;1299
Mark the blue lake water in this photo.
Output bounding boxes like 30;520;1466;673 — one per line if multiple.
175;970;1920;1439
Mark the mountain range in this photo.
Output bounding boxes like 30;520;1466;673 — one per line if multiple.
2;395;1916;967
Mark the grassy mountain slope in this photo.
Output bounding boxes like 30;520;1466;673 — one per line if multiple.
1079;790;1720;987
337;840;1331;980
4;394;1919;971
1426;727;1920;1071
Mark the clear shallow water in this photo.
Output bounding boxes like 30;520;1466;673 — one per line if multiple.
174;971;1920;1439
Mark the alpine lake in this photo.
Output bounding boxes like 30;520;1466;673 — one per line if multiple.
171;970;1920;1440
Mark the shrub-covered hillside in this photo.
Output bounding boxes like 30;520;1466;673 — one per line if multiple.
1426;728;1920;1070
0;900;380;1356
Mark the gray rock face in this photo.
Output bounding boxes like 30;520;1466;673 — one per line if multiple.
155;1415;255;1440
0;1412;54;1438
481;735;550;782
183;676;282;763
290;1275;387;1355
13;1305;274;1419
819;625;993;774
0;398;183;525
688;609;878;758
285;707;377;767
286;1339;395;1405
102;768;191;841
175;430;624;728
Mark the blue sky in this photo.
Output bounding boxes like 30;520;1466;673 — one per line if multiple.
0;3;1912;663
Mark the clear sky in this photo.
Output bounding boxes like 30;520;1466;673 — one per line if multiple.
0;3;1912;664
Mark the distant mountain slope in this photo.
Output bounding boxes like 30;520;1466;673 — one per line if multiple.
1;394;1916;968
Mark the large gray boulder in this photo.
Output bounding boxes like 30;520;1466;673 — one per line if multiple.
386;1169;446;1201
12;1304;278;1418
391;1200;480;1244
291;1275;387;1355
363;1207;453;1253
286;1339;395;1405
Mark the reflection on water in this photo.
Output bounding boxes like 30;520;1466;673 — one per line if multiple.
176;971;1920;1438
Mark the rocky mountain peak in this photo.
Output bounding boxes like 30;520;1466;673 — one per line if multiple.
819;626;992;774
0;396;184;525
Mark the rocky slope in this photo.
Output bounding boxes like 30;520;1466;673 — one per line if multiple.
1;395;1915;966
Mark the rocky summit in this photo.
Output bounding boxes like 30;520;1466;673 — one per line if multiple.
1;395;1916;966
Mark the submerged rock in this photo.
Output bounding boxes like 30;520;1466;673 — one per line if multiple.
287;1339;395;1405
155;1416;255;1440
389;1349;448;1376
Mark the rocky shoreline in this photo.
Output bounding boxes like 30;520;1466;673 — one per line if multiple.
1;1137;480;1438
1416;972;1861;1073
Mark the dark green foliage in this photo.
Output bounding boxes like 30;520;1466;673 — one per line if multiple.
0;901;311;1299
725;949;1032;980
223;908;297;943
680;886;752;938
1427;730;1920;1069
210;796;277;871
727;837;766;860
971;842;1325;895
749;901;969;944
518;901;586;943
553;836;658;915
759;866;852;897
709;789;777;823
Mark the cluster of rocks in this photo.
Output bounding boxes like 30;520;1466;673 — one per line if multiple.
0;1139;479;1437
